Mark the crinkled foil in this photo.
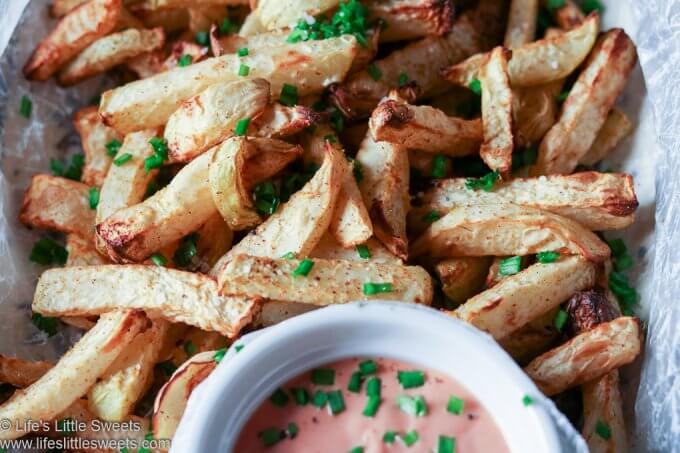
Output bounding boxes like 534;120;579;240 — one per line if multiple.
0;1;674;452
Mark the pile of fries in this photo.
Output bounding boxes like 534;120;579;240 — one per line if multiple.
2;0;644;451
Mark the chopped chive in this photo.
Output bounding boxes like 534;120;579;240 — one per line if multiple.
396;395;427;416
235;118;250;136
554;309;568;332
219;17;238;34
88;187;100;209
150;253;167;267
286;422;298;439
173;233;198;268
213;348;227;363
465;170;500;191
237;47;249;57
356;244;371;259
105;139;122;157
522;394;534;406
431;155;448;179
292;258;314;277
367;63;382;81
546;0;566;9
20;95;32;118
281;252;295;259
438;435;456;453
556;90;570;103
348;372;363;393
311;368;335;385
349;448;364;453
422;210;441;223
323;134;337;143
359;360;377;375
398;370;424;389
158;360;177;376
608;271;639;315
183;340;197;356
614;254;633;272
291;388;310;405
149;136;169;158
352;159;363;182
30;237;68;266
499;256;522;276
312;390;328;408
581;0;604;14
50;154;85;180
401;430;419;446
280;83;299;107
195;30;209;46
238;63;250;76
327;390;345;415
398;72;409;87
536;251;561;263
258;427;282;447
383;431;397;444
595;420;611;440
447;395;465;415
269;388;290;407
253;181;280;215
177;54;192;67
362;395;382;417
363;282;393;295
468;78;482;95
31;313;59;336
234;344;244;352
366;377;381;397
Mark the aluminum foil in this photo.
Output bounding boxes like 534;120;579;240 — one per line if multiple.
0;1;675;452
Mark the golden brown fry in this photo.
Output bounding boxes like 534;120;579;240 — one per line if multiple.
255;302;317;327
442;13;599;88
533;29;637;175
74;106;121;187
356;134;410;260
138;0;248;9
311;233;402;264
252;104;323;139
66;234;108;266
582;370;628;453
0;311;147;440
369;94;482;156
133;6;190;33
512;80;562;149
25;0;122;81
409;172;639;233
191;213;234;273
100;35;358;133
435;257;491;306
478;47;514;175
165;79;271;162
188;5;231;33
452;256;597;339
499;320;559;365
580;108;634;166
239;10;267;37
256;0;339;30
58;27;165;86
550;0;585;30
19;175;94;239
162;41;209;70
126;48;166;78
0;355;53;388
167;328;227;365
367;0;455;42
32;266;256;337
504;0;538;48
524;316;641;396
50;0;90;17
411;203;611;262
221;255;434;305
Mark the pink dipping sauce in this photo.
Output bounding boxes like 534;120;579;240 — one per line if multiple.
234;357;509;452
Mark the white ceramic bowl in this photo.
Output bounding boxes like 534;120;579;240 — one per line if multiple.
171;302;564;452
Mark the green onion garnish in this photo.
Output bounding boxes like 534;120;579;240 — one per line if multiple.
349;447;364;453
595;420;611;440
465;170;500;191
323;134;337;143
106;139;122;157
183;341;197;356
327;390;345;415
536;251;561;263
20;95;32;118
556;90;570;103
291;388;309;405
258;427;282;447
158;360;177;376
113;153;133;166
235;118;250;136
31;313;59;336
422;211;441;223
431;155;448;179
554;309;568;332
269;388;290;407
281;252;295;260
367;64;382;81
150;253;167;267
311;368;335;385
88;187;100;209
581;0;604;14
173;233;198;268
145;137;168;172
195;30;209;46
286;422;298;439
398;370;424;389
366;377;381;397
213;348;227;363
30;237;68;265
522;394;534;406
238;63;250;76
312;390;328;408
356;244;371;259
237;47;249;57
348;372;363;393
234;344;244;352
51;154;85;180
447;395;465;415
352;159;363;182
363;282;393;295
546;0;566;9
468;78;482;95
396;395;427;416
362;395;382;417
383;431;397;444
177;54;192;67
499;256;522;276
359;360;377;375
398;72;409;87
402;430;419;446
438;435;456;453
608;271;639;315
293;258;314;277
219;17;238;34
607;238;633;271
253;181;280;215
280;83;298;107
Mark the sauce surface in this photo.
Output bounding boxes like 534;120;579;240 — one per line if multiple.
234;357;509;452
